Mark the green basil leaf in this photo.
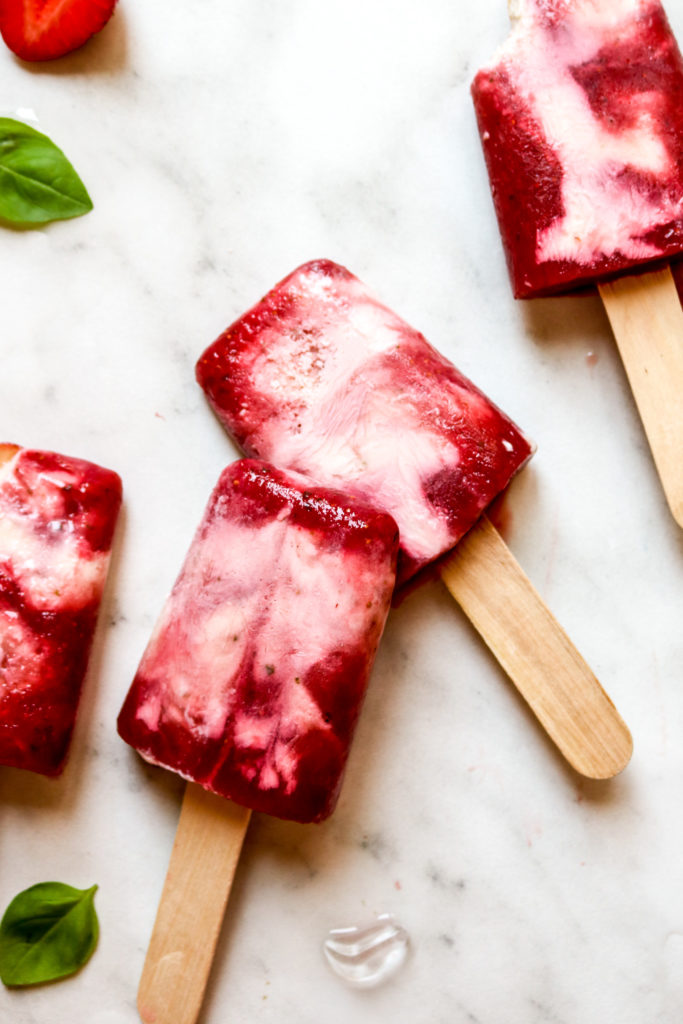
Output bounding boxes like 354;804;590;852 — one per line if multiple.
0;882;99;986
0;118;93;226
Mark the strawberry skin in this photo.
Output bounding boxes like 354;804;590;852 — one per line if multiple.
0;0;118;61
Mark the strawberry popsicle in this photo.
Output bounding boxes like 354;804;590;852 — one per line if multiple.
196;259;534;588
472;0;683;298
0;443;122;775
117;458;398;824
123;458;397;1024
472;0;683;522
195;259;632;782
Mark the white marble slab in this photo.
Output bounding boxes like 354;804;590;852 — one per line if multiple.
1;1;683;1021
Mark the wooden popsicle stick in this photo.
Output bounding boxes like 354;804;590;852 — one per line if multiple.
137;783;251;1024
440;515;632;779
598;265;683;528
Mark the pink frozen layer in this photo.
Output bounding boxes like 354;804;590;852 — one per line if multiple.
117;459;398;824
196;260;533;587
472;0;683;298
0;445;122;776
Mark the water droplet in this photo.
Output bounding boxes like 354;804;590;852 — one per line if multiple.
586;350;598;367
322;913;409;988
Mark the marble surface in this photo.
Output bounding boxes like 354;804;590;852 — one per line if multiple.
1;1;683;1022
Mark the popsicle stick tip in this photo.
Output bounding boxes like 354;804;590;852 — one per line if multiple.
567;725;633;781
441;517;633;781
668;498;683;531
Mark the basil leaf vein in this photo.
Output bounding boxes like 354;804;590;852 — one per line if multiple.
0;881;99;986
0;118;93;226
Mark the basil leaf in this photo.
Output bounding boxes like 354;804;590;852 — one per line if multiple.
0;118;93;225
0;882;99;986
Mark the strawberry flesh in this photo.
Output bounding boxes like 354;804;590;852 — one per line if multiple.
0;0;117;61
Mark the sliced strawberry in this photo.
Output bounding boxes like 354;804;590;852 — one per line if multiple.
0;0;117;61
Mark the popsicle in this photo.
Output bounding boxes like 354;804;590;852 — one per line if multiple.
196;258;632;780
118;458;398;1022
471;0;683;523
0;443;122;775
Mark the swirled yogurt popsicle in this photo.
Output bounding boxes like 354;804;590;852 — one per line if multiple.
0;444;122;775
117;459;398;823
471;0;683;298
195;259;533;587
